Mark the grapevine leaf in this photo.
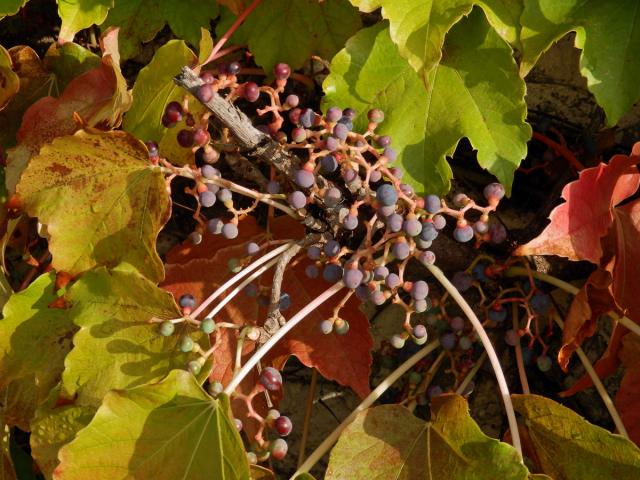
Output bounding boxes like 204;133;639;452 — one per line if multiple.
30;405;94;479
0;0;27;18
512;394;640;479
15;130;170;281
0;273;76;430
326;395;528;479
217;0;361;73
61;267;211;407
618;333;640;446
58;0;114;43
558;268;617;370
100;0;165;60
519;0;640;125
217;0;248;15
158;0;219;48
515;147;640;263
323;11;530;195
161;216;373;399
0;46;51;151
123;40;198;144
349;1;524;77
6;33;131;193
42;42;101;92
0;46;19;111
54;370;250;480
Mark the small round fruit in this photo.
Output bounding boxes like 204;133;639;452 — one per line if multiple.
200;318;216;334
334;318;350;335
179;294;197;309
537;355;552;372
179;335;194;353
275;416;293;436
188;360;201;375
260;367;283;391
390;333;405;349
270;438;288;460
159;321;175;337
320;319;333;334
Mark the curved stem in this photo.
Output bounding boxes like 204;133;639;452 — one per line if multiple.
505;267;640;338
425;263;522;458
191;243;292;319
224;283;343;395
551;312;629;438
294;339;441;476
512;303;530;394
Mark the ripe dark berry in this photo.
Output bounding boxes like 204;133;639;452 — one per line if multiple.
294;169;314;188
266;180;281;194
376;184;398;206
228;61;241;75
483;182;505;204
260;367;283;391
197;84;213;102
275;416;292;436
177;129;194;148
179;294;197;309
193;128;210;147
320;155;338;173
367;108;384;123
453;225;474;243
411;280;429;300
324;240;340;257
326;106;342;122
222;223;239;239
343;214;358;230
199;190;216;207
424;194;441;214
207;218;223;234
243;82;260;102
288;191;306;209
274;63;291;80
323;263;343;283
343;268;364;289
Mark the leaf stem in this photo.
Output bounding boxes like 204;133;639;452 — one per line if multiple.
425;263;523;458
190;242;292;319
224;282;343;395
201;0;262;67
551;311;629;439
505;266;640;338
294;339;441;475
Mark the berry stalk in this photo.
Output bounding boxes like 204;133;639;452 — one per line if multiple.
425;262;523;458
295;338;441;475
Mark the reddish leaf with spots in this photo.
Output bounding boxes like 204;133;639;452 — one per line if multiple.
161;216;373;398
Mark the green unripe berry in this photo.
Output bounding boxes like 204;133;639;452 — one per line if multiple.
208;381;223;397
188;360;202;375
179;335;194;353
159;321;175;337
200;318;216;334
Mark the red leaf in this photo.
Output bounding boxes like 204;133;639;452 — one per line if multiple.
617;333;640;445
558;269;618;370
161;216;373;398
608;199;640;325
560;324;627;397
515;144;640;263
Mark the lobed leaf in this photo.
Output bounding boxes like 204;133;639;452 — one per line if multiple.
54;370;250;480
323;11;530;195
58;0;114;43
519;0;640;125
326;395;528;479
61;267;211;406
42;42;101;93
16;130;170;282
0;45;19;111
216;0;362;74
512;394;640;479
0;273;75;430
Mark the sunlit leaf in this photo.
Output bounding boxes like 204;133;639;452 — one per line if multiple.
58;0;114;43
513;394;640;479
61;267;210;406
55;370;250;480
323;11;529;195
16;130;170;281
326;395;528;479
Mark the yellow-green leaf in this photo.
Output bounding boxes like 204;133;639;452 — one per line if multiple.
513;394;640;480
55;370;250;480
326;394;528;479
58;0;114;42
16;130;170;282
61;267;211;406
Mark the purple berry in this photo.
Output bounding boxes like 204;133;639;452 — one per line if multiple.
222;223;239;239
321;155;338;173
483;183;505;203
385;273;401;289
260;367;283;391
450;316;465;331
343;214;358;230
326;106;342;122
197;84;213;102
274;63;291;80
367;108;384;123
411;280;429;300
440;332;457;350
294;169;315;188
376;184;398;206
424;194;441;214
275;416;292;436
343;268;364;289
207;218;223;234
373;265;389;280
323;240;340;257
392;241;410;260
199;190;216;207
288;191;307;209
453;225;474;243
243;82;260;102
267;180;281;194
432;214;446;230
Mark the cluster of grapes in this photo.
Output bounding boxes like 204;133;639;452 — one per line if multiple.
152;60;510;462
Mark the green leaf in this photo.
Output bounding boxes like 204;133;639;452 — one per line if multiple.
15;130;170;282
58;0;114;42
42;42;101;93
350;1;524;78
323;11;530;195
326;394;528;479
100;0;165;60
55;370;251;480
519;0;640;125
158;0;219;48
30;404;94;479
512;394;640;480
123;40;198;143
61;267;210;406
0;273;76;430
0;0;27;18
216;0;361;73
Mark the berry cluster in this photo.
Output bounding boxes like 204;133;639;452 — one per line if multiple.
151;60;510;462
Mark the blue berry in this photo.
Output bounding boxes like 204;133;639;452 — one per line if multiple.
376;135;391;147
246;242;260;255
411;281;429;300
531;292;552;315
424;194;441;214
320;320;333;334
279;293;291;310
440;332;457;350
199;190;216;207
376;184;398;206
432;214;446;230
207;218;223;234
323;264;343;283
288;191;307;209
201;165;220;179
305;264;319;278
343;214;358;230
413;324;427;339
483;183;505;203
324;240;340;257
294;169;315;188
326;107;342;122
418;250;436;265
403;217;422;237
307;246;321;259
179;294;197;309
373;265;389;280
222;223;239;239
453;225;474;243
333;123;349;140
324;187;342;207
413;299;429;313
392;241;410;260
343;268;364;289
321;155;338;173
420;222;438;241
386;213;403;232
385;273;401;289
217;188;232;202
488;306;508;322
